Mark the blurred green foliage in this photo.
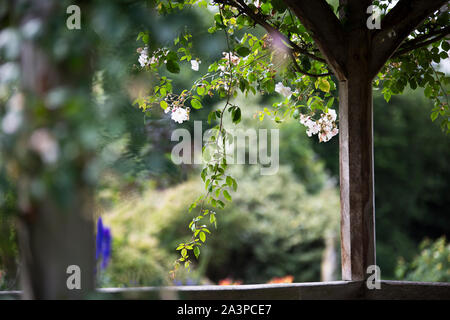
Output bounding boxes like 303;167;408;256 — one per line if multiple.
395;237;450;282
102;165;339;286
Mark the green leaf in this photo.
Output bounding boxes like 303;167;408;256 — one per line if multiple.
166;60;180;74
201;168;207;181
424;86;433;98
160;100;168;110
217;200;225;209
261;2;272;14
232;107;241;124
191;98;203;109
142;34;149;44
181;248;187;257
223;190;232;201
166;51;178;61
316;78;330;93
208;110;216;124
236;46;251;57
194;246;200;259
326;97;335;109
214;13;225;28
431;111;439;121
197;86;206;96
301;56;311;72
199;232;206;242
264;79;275;93
226;176;237;191
226;176;233;187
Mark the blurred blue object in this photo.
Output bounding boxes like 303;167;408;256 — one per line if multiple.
96;217;112;270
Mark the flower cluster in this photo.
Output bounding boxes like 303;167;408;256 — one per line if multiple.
299;109;339;142
219;51;240;73
96;217;112;270
161;91;191;124
137;47;160;68
166;106;189;124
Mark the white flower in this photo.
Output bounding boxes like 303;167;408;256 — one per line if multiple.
138;47;149;67
191;60;200;71
170;107;189;124
326;108;337;121
2;92;24;134
275;82;292;98
138;47;158;68
307;123;320;137
149;55;158;65
319;127;339;143
29;128;59;164
2;110;22;134
319;131;330;143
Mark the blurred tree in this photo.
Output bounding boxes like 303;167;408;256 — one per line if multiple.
0;0;223;296
395;237;450;282
1;0;99;298
374;90;450;278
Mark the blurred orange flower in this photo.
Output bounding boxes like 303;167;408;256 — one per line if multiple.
267;275;294;284
218;278;242;285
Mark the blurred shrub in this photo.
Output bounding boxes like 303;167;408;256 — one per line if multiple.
102;163;339;286
99;187;177;287
183;165;339;283
395;237;450;282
